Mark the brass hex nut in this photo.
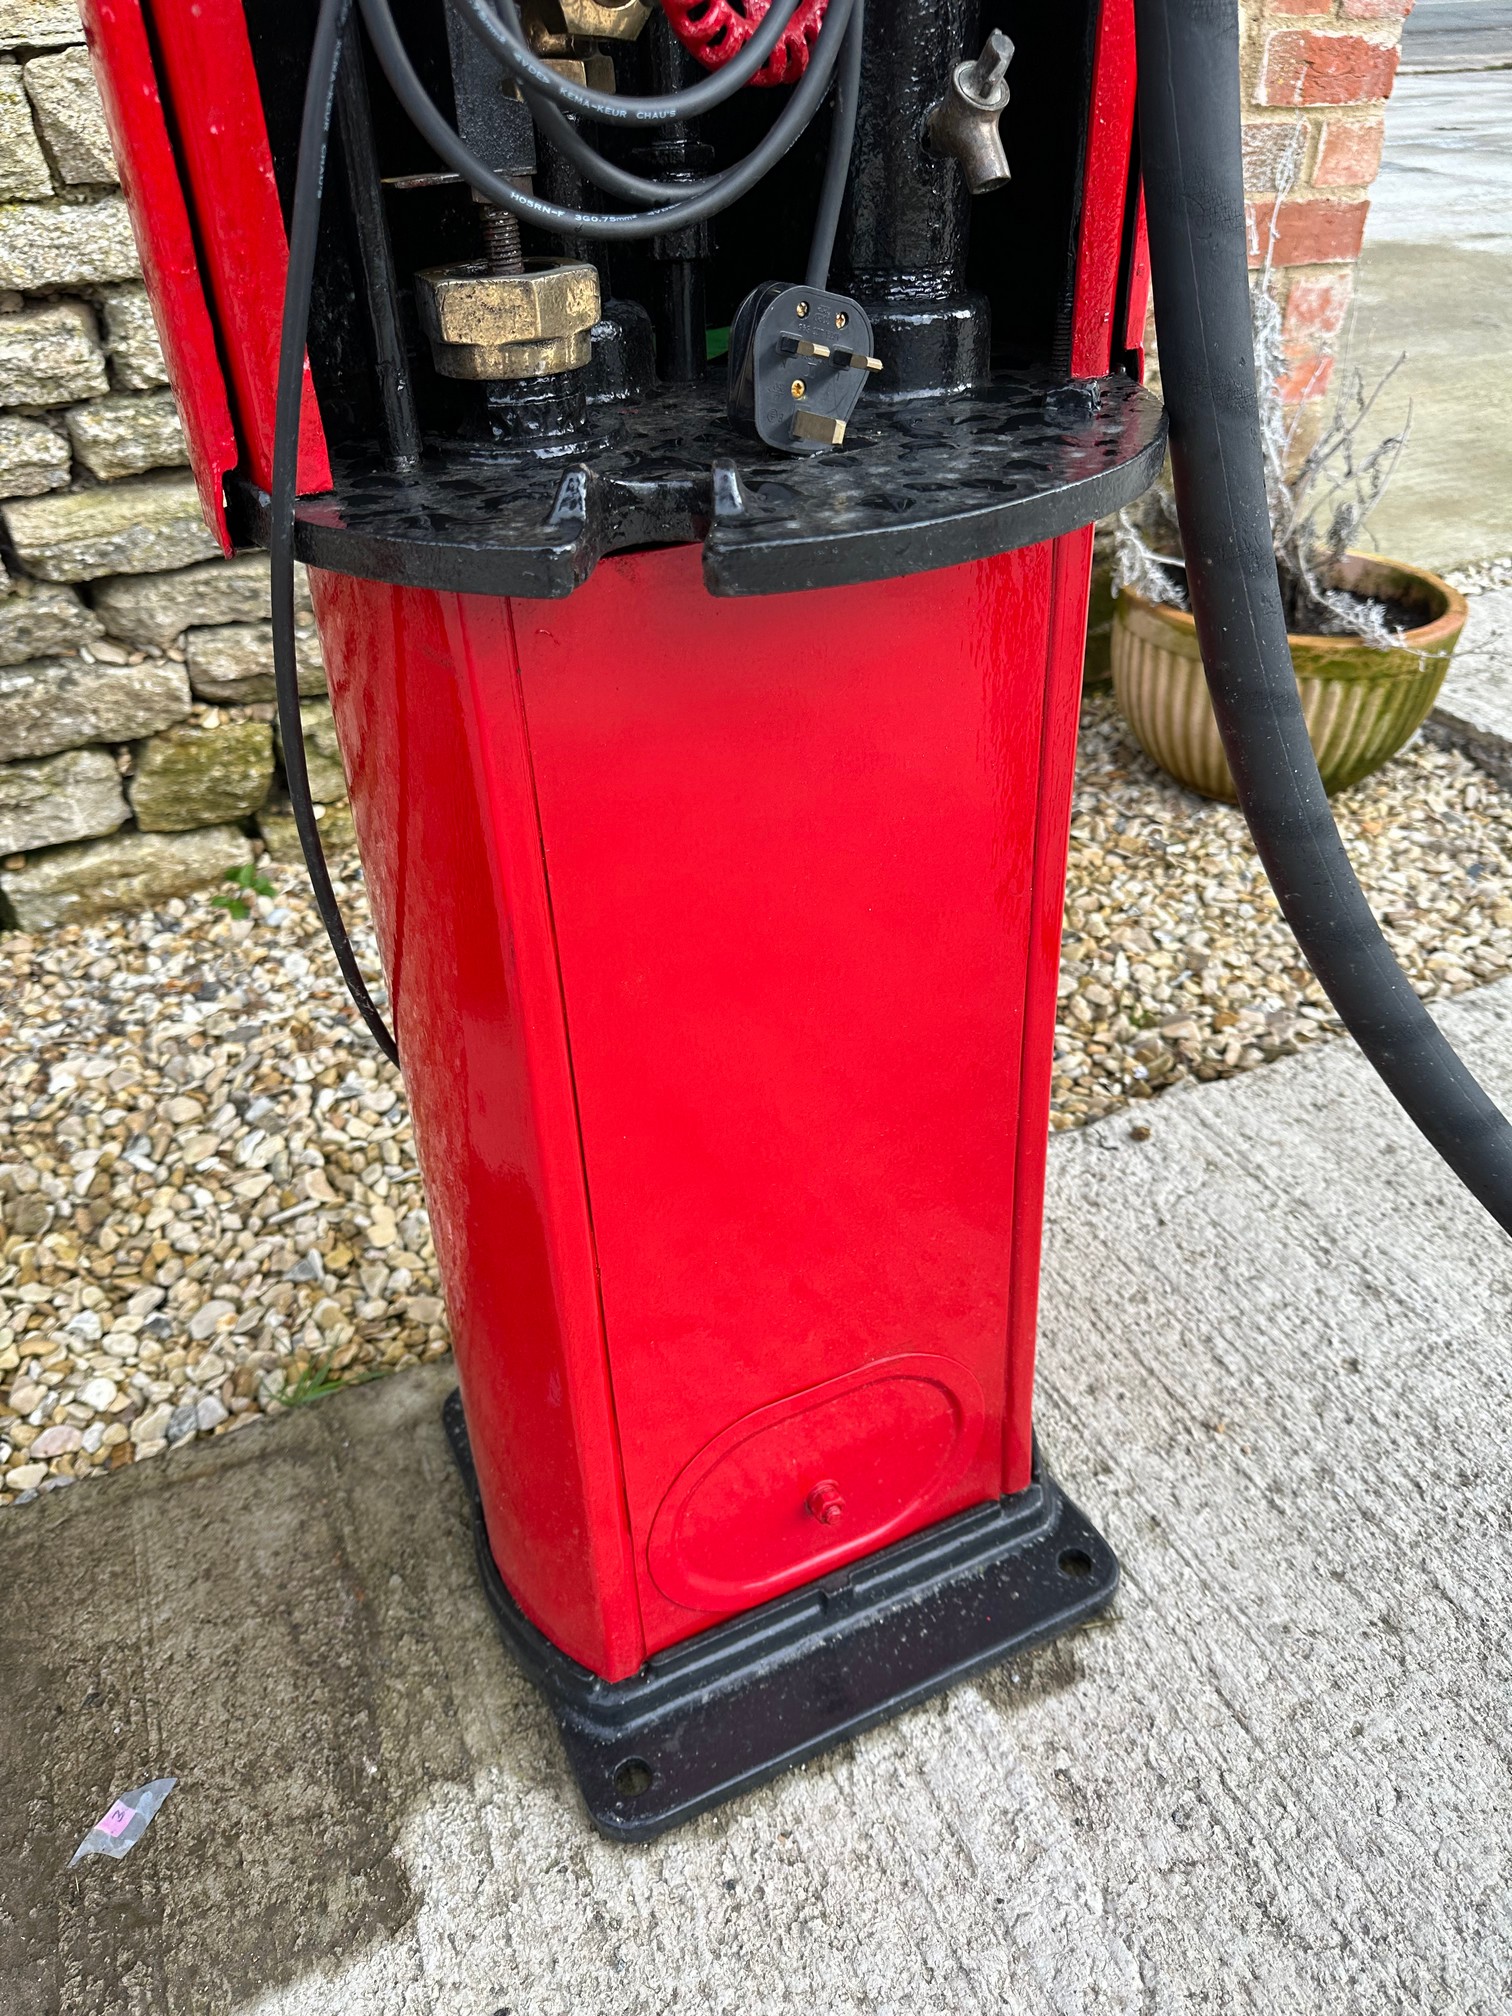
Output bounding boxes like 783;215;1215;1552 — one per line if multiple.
419;258;599;346
416;258;601;381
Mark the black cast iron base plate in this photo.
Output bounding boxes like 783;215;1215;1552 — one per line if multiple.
231;371;1164;601
443;1390;1118;1842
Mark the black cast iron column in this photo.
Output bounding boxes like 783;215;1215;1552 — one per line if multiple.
837;0;990;398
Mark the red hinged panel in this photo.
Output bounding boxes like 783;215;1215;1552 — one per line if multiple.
147;0;331;495
80;0;239;546
1122;185;1152;378
1071;0;1140;380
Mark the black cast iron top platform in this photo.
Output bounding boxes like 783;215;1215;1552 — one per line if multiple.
231;370;1165;599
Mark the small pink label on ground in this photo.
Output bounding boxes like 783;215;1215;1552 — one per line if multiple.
96;1802;134;1838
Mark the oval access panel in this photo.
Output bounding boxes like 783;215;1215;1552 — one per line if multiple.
646;1353;987;1612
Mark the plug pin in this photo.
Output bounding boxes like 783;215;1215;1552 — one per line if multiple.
791;410;846;446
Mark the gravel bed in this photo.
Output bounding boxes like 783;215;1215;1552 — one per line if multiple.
4;675;1512;1507
1053;691;1512;1129
0;860;443;1507
1446;557;1512;593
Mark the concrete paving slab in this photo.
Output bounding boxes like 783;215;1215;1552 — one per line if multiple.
3;984;1512;2015
1434;584;1512;776
1401;0;1512;77
1348;73;1512;571
1368;71;1512;254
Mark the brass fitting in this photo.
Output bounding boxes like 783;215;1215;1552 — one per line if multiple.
538;50;617;90
557;0;649;39
416;258;601;381
524;0;649;44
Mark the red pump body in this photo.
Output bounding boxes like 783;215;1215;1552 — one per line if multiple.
310;534;1094;1676
85;0;1148;1685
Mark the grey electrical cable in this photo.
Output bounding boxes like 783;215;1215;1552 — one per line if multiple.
804;0;861;288
452;0;801;209
358;0;855;241
520;9;854;216
273;0;399;1065
514;81;730;206
459;4;859;255
447;0;804;128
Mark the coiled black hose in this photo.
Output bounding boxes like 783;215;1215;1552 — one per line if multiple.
1135;0;1512;1231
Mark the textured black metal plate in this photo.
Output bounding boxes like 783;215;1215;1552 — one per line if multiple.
230;371;1164;601
443;1390;1118;1842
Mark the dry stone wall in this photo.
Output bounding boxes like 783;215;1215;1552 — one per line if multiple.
0;1;351;935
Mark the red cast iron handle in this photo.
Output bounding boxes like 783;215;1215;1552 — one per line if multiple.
661;0;831;86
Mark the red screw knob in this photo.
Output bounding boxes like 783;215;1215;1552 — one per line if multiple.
806;1479;845;1527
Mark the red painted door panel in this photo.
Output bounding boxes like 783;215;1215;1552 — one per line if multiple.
148;0;330;493
513;543;1056;1652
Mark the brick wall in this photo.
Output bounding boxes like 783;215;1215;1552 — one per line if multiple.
1241;0;1413;401
1089;0;1409;680
0;0;349;935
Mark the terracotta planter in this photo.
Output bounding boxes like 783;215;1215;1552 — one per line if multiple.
1110;553;1468;800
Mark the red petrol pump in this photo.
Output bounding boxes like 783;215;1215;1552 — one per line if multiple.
80;0;1512;1838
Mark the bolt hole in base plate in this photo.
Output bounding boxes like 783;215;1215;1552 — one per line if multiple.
443;1392;1118;1841
612;1757;655;1798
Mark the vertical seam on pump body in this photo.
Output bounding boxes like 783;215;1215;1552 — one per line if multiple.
1003;549;1064;1487
500;593;649;1667
1003;532;1088;1489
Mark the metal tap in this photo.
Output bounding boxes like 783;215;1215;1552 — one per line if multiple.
925;29;1014;197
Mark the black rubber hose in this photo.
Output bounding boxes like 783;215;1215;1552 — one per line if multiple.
273;0;399;1066
1135;0;1512;1230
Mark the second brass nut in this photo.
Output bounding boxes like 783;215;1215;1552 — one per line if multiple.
417;258;601;381
539;51;617;90
556;0;649;41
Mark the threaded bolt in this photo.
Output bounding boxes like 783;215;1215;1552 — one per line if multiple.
481;204;523;276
